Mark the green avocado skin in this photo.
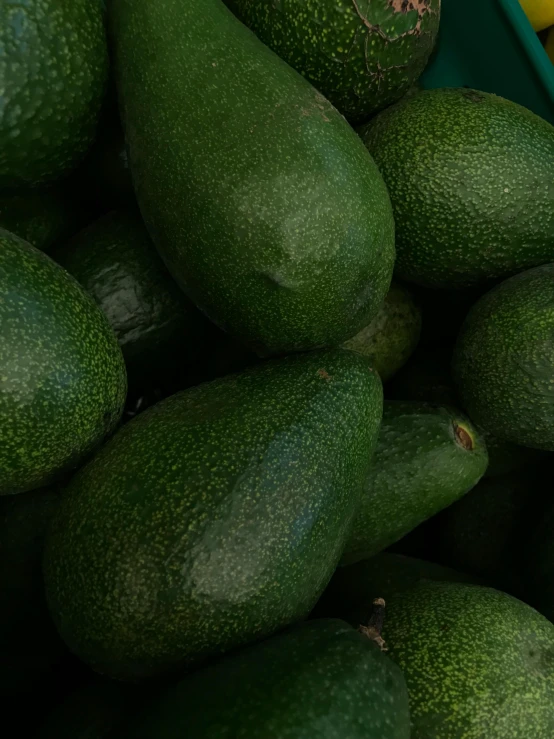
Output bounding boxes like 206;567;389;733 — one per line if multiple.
225;0;440;123
343;280;421;381
53;210;206;389
44;349;383;680
0;229;127;495
341;401;488;565
359;88;554;289
453;263;554;450
0;0;108;189
124;619;410;739
380;580;554;739
0;190;77;253
111;0;395;356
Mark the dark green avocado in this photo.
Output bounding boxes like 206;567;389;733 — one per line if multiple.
453;263;554;450
378;580;554;738
360;88;554;289
0;228;127;495
0;190;79;253
44;349;383;680
53;210;210;390
1;0;108;189
225;0;440;123
111;0;395;356
343;280;421;381
124;619;411;739
341;400;488;565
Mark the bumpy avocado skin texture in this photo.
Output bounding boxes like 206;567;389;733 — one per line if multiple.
44;349;383;680
111;0;395;356
225;0;440;123
0;229;127;495
379;581;554;739
341;401;488;565
0;486;67;696
124;619;410;739
359;88;554;289
0;0;108;189
53;210;207;389
453;263;554;451
0;190;77;253
343;280;421;381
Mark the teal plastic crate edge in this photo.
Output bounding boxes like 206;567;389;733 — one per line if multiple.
498;0;554;105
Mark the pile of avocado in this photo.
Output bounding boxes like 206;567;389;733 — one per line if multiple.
2;1;554;737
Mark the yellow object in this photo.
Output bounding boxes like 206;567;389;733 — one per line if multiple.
547;26;554;63
519;0;554;31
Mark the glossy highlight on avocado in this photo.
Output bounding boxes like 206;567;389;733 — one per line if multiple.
111;0;395;356
44;349;383;680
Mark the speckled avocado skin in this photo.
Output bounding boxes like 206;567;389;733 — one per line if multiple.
124;619;410;739
43;349;383;680
360;88;554;289
0;229;127;495
453;263;554;450
379;581;554;739
111;0;395;356
343;280;421;381
53;210;205;388
341;401;488;565
0;190;77;253
0;0;108;189
225;0;440;123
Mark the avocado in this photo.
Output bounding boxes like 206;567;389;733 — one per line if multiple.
111;0;395;356
224;0;440;123
314;552;479;620
0;229;127;495
44;349;383;680
359;88;554;289
453;263;554;450
1;0;108;189
0;190;79;253
0;486;68;696
372;580;554;738
38;678;148;739
124;619;410;739
343;280;421;381
387;344;543;477
433;468;550;598
53;210;213;391
341;400;488;565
